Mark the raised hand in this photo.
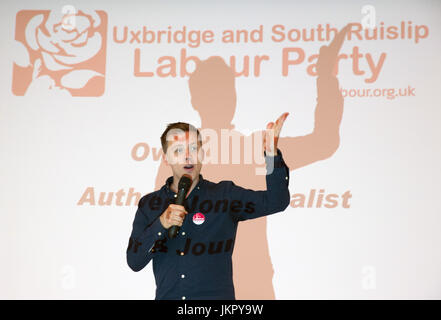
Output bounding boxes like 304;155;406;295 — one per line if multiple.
263;112;289;156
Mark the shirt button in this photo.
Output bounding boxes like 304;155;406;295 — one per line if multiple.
174;194;177;198
181;274;185;279
180;252;185;256
197;186;200;190
285;176;288;180
181;232;186;236
182;296;186;300
157;232;161;236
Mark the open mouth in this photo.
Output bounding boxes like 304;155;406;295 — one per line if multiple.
184;164;194;171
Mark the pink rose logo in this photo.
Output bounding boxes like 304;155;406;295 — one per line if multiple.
192;213;205;225
12;8;107;96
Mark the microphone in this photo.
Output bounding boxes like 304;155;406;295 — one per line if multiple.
168;174;192;239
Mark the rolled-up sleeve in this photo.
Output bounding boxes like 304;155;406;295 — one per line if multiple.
226;148;291;221
126;196;167;272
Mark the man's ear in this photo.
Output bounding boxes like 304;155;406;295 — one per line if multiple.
198;146;205;164
162;149;169;166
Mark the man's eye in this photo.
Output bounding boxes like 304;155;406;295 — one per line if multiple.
175;147;184;154
190;145;198;152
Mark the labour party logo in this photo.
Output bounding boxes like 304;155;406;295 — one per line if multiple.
192;212;205;225
12;8;107;97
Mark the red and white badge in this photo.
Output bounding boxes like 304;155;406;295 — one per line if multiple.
192;212;205;225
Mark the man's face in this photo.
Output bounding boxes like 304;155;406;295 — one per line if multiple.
164;130;203;183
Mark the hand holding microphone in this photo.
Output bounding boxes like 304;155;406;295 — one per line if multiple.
159;174;192;238
159;204;188;229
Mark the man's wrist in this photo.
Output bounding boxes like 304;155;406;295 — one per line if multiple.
265;148;285;169
264;148;279;157
159;214;168;229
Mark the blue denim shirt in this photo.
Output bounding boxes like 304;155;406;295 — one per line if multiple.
126;149;290;300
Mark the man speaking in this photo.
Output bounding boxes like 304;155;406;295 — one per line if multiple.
126;112;290;300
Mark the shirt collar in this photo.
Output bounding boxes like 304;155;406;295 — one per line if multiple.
165;174;204;198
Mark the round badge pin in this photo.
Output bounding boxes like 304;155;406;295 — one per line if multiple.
192;212;205;225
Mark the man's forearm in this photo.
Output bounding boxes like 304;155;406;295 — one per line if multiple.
127;212;166;272
264;148;290;213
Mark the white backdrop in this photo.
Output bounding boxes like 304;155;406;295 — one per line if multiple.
1;0;440;299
